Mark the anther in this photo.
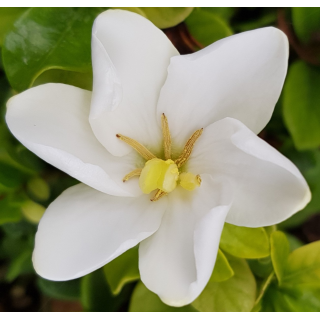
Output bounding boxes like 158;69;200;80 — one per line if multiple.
123;168;142;182
175;128;203;168
116;134;157;161
161;113;172;160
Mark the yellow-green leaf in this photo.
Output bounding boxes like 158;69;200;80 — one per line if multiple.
220;223;270;259
209;249;234;283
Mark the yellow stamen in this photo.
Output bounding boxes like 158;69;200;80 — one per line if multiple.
150;189;167;202
116;134;156;161
175;128;203;168
123;168;142;182
161;113;172;160
179;172;201;191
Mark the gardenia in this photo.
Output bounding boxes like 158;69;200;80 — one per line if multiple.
6;10;310;307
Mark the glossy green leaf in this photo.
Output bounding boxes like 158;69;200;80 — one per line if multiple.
129;281;197;312
81;268;131;312
33;68;93;91
119;7;194;29
292;7;320;44
103;246;140;295
37;278;81;301
27;177;50;201
0;197;22;225
270;231;290;284
209;249;234;283
283;61;320;150
2;7;104;92
283;240;320;286
0;8;28;46
185;8;232;47
192;255;256;312
220;223;270;259
21;200;45;224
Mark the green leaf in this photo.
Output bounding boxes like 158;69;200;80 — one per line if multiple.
292;7;320;44
21;199;45;224
0;197;22;225
6;248;33;282
27;177;50;201
219;223;270;259
270;231;290;284
37;278;81;301
103;246;140;295
2;7;104;92
0;160;29;189
201;7;236;20
81;268;131;312
185;8;232;47
209;249;234;283
119;7;194;29
192;255;256;312
129;281;197;312
283;240;320;286
253;271;275;310
0;8;28;46
248;257;274;279
33;68;93;91
262;283;320;312
283;61;320;150
285;232;304;252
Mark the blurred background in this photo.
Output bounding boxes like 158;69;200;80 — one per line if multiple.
0;7;320;312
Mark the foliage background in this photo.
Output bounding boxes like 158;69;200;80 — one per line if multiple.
0;7;320;312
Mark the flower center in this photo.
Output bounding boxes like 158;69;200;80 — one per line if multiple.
116;114;202;201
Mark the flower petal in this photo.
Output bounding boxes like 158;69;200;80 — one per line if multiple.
90;9;179;157
6;83;143;197
33;183;167;280
187;118;311;227
139;175;232;307
157;27;288;151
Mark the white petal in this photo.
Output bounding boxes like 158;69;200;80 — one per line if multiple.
187;118;311;227
6;83;143;197
157;27;288;151
139;175;232;307
90;9;179;157
33;183;167;280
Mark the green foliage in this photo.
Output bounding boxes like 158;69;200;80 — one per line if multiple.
81;268;132;312
192;255;256;312
0;8;28;46
220;223;270;259
292;7;320;44
103;246;140;295
185;8;232;47
283;61;320;150
118;7;194;29
209;249;234;283
0;196;22;225
2;8;104;92
129;281;197;312
37;278;81;300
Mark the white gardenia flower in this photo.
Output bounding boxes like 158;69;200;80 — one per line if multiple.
6;9;311;307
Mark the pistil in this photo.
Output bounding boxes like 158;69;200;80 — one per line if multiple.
116;114;203;201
